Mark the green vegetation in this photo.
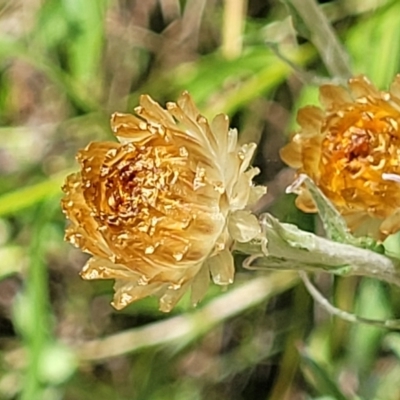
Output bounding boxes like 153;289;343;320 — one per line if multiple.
1;0;400;399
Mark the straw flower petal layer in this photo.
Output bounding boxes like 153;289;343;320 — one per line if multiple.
281;75;400;239
62;92;265;311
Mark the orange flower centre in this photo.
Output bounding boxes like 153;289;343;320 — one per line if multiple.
316;103;400;214
80;143;194;235
101;146;179;219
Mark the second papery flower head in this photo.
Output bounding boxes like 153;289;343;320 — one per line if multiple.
281;75;400;240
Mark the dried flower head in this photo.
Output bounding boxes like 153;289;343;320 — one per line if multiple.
62;92;265;311
281;75;400;240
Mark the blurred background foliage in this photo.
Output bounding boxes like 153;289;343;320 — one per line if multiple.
1;0;400;399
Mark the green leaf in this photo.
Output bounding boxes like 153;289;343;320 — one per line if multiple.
281;0;312;40
0;36;99;112
62;0;107;89
349;279;392;377
384;332;400;360
283;0;352;80
346;0;400;88
299;347;348;400
134;43;316;117
0;170;70;217
32;0;69;48
288;174;384;253
17;202;56;400
0;246;24;279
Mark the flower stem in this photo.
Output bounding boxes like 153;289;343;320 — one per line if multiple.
236;213;400;287
299;271;400;329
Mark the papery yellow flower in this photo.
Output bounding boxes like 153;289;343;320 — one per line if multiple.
281;75;400;240
62;92;265;311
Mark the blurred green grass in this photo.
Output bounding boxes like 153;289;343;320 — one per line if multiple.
1;0;400;399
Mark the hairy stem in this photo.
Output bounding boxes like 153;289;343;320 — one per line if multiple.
236;213;400;287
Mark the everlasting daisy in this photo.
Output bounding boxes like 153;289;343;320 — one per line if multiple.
62;92;265;311
281;75;400;240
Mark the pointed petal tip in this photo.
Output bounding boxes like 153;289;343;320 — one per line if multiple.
180;90;190;98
